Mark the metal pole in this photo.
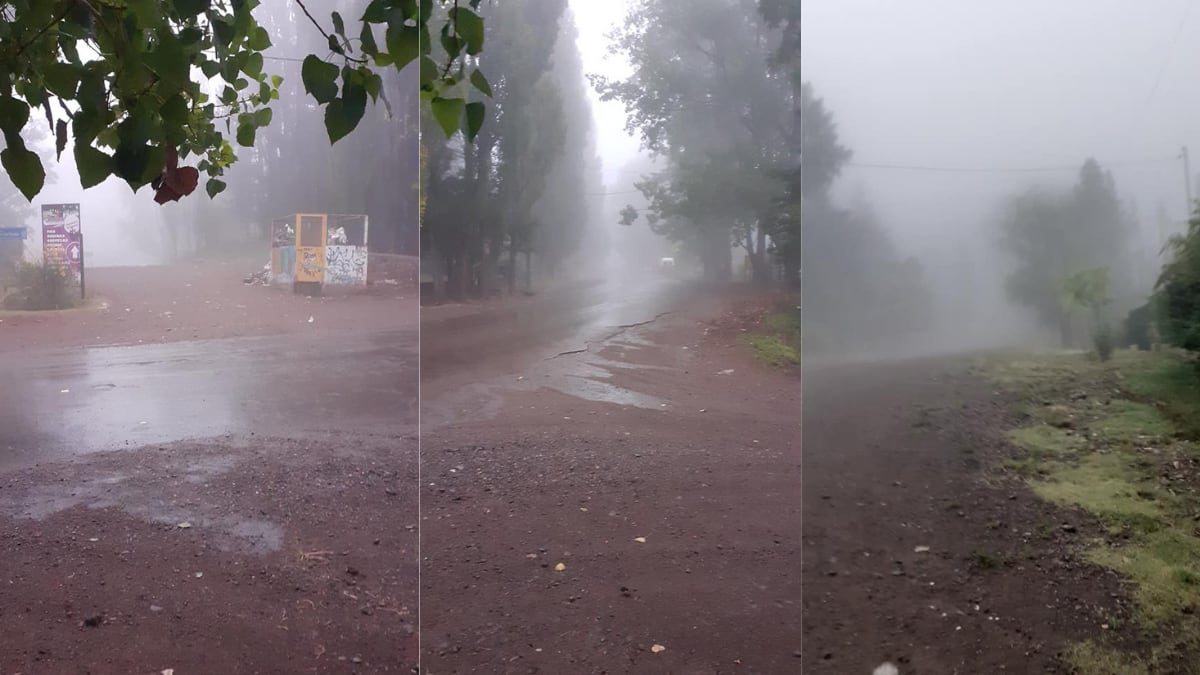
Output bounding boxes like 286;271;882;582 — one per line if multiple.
79;228;85;300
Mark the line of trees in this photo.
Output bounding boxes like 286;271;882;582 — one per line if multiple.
420;0;602;302
797;81;934;353
996;159;1142;348
594;0;798;285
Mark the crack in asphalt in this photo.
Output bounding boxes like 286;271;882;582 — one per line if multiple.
544;311;674;360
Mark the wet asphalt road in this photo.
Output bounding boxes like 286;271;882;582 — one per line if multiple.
0;273;683;471
0;326;418;470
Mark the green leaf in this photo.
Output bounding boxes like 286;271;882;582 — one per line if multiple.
360;22;379;56
363;0;389;23
331;11;346;38
451;7;484;55
301;55;339;104
324;77;367;144
247;26;271;50
113;142;165;189
270;74;284;88
439;24;463;61
469;68;492;97
42;63;81;98
363;72;382;102
386;24;419;71
420;56;438;88
236;121;255;147
254;107;272;127
0;97;30;137
175;0;210;18
206;178;226;198
200;59;222;79
465;101;485;141
430;97;465;137
1;145;45;200
75;144;113;188
55;119;67;160
244;52;263;77
328;34;344;55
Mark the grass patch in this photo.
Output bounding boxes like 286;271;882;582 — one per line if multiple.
764;311;800;339
1096;400;1174;445
744;334;799;367
987;348;1200;667
1028;452;1169;533
1125;358;1200;441
1063;641;1149;675
1008;424;1086;457
1089;528;1200;625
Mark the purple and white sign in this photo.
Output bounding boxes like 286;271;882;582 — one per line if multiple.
41;203;82;277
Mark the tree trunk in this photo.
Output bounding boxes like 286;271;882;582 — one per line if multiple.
524;250;532;292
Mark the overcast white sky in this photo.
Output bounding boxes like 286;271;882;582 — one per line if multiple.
802;0;1200;260
568;0;644;188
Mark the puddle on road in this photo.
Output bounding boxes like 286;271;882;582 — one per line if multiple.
424;323;677;429
0;453;284;554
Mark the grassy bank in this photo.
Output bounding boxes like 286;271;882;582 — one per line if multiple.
982;349;1200;673
745;307;799;367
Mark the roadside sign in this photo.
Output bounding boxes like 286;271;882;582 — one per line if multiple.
0;227;25;240
41;204;82;276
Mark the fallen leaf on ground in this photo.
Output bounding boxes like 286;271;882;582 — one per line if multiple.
634;537;646;543
554;562;566;572
651;644;666;653
177;522;192;529
914;545;930;553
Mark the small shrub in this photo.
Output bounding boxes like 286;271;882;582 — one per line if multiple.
3;260;78;311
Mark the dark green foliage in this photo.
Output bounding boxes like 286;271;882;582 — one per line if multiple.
1156;208;1200;358
1124;302;1153;351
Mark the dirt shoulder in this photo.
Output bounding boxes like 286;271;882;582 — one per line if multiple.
801;354;1128;673
978;349;1200;674
0;432;418;674
0;263;417;353
419;291;801;673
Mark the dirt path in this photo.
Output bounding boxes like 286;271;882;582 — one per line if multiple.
801;356;1122;673
419;293;801;673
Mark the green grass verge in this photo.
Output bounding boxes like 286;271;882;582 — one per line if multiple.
988;348;1200;671
745;308;800;367
744;334;799;367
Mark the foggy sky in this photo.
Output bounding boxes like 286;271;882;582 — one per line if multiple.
802;0;1200;348
802;0;1199;249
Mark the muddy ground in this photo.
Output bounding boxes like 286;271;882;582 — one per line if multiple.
419;289;802;673
0;262;415;353
801;356;1127;673
0;263;420;673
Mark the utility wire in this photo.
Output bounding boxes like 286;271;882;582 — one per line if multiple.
843;157;1175;174
1143;0;1193;111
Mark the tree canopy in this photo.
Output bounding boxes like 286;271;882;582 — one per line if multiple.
0;0;483;203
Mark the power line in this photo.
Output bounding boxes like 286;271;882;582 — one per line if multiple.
1143;0;1193;110
843;157;1175;174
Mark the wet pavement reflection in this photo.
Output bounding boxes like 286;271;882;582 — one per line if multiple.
0;327;418;470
